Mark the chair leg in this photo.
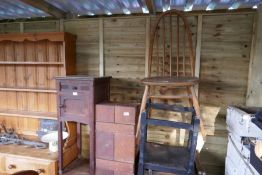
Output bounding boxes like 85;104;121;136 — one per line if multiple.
138;163;144;175
136;85;149;138
189;86;206;138
186;86;194;107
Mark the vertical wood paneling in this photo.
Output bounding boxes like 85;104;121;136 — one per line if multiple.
48;42;60;113
25;42;38;111
246;7;262;106
5;42;17;110
15;42;27;110
0;43;7;109
99;18;104;76
36;41;48;112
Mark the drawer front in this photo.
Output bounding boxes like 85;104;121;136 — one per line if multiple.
115;106;137;125
59;80;92;93
96;131;114;160
96;159;134;175
114;134;135;163
96;104;115;123
96;123;136;163
5;157;52;175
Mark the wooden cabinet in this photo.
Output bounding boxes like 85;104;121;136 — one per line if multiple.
56;76;111;175
0;32;76;120
95;103;139;175
0;145;57;175
0;32;77;173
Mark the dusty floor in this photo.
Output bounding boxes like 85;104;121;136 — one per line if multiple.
63;159;89;175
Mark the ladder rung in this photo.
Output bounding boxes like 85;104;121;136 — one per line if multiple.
150;94;192;99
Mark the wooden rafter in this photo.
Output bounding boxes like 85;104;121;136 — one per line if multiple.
144;0;156;14
20;0;66;18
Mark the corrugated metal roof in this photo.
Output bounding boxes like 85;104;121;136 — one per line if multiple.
0;0;50;20
153;0;262;11
44;0;146;15
44;0;262;15
0;0;261;20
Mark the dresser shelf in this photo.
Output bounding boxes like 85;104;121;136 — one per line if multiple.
0;87;57;93
0;61;64;65
0;109;57;120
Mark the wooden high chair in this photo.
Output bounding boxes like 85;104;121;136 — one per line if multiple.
136;9;206;142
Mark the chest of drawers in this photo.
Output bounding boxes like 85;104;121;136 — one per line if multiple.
95;103;139;175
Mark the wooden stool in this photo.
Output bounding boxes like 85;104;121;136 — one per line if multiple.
138;100;199;174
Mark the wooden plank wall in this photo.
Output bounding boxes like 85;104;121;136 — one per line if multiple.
104;17;146;103
0;11;256;174
199;13;254;174
64;19;99;76
246;7;262;106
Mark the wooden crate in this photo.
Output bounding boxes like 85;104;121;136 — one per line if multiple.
95;103;139;175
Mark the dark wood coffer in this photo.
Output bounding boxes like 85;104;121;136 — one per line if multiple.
95;103;139;175
56;76;111;175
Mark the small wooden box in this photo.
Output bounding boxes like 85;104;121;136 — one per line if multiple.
95;103;139;175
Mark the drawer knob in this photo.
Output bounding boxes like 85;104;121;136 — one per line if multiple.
36;169;45;174
8;164;16;169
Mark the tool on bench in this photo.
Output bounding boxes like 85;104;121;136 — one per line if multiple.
0;123;47;149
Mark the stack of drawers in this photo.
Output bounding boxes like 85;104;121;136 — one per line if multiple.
95;103;139;175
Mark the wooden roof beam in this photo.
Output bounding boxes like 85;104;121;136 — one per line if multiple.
144;0;156;14
20;0;67;19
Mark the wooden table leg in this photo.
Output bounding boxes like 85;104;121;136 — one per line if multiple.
89;123;95;175
58;120;64;175
77;122;82;159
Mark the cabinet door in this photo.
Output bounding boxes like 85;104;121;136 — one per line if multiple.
59;92;90;122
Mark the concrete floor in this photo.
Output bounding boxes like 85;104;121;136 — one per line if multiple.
63;159;89;175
